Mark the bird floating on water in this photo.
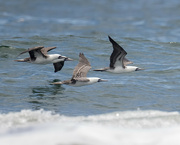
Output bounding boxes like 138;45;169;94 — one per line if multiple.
51;53;107;86
14;46;73;73
94;36;143;73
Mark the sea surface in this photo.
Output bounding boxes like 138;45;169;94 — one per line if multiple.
0;0;180;144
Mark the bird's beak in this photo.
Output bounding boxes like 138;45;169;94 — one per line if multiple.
98;79;108;82
59;56;73;61
136;68;144;71
65;57;73;61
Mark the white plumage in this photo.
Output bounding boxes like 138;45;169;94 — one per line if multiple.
14;46;73;72
94;36;143;73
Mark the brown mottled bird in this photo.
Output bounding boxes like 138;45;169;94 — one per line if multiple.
51;53;107;86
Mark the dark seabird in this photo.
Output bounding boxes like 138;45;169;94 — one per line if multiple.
94;36;143;73
51;53;107;86
14;46;73;72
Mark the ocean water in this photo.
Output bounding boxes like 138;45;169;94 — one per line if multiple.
0;0;180;144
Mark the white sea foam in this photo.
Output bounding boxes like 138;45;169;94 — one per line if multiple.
0;109;180;145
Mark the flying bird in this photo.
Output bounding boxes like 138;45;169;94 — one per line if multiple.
94;36;143;73
14;46;73;72
51;53;107;86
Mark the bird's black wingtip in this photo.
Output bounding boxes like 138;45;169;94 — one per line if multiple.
108;35;114;44
108;35;111;41
54;70;58;73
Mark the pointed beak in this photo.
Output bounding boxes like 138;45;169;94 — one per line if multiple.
65;57;73;61
98;79;108;82
59;56;73;61
135;68;144;71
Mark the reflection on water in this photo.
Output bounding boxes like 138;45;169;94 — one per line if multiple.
0;45;17;60
31;83;64;96
28;82;66;111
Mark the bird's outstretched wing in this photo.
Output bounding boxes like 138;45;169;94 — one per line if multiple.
53;61;64;73
18;46;44;56
41;47;57;56
72;53;92;79
108;36;128;69
17;46;45;61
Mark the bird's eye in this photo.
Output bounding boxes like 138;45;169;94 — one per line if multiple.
58;56;62;59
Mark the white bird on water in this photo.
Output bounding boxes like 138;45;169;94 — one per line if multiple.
51;53;107;87
94;36;143;73
14;46;73;73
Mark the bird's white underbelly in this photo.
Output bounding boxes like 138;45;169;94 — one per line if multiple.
32;57;51;64
70;77;100;87
107;66;138;73
70;82;89;87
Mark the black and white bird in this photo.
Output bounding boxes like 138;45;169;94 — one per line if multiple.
94;36;143;73
51;53;107;86
14;46;73;72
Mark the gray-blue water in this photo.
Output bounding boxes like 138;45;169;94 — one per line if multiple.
0;0;180;116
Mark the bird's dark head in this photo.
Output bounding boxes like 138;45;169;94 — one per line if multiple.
58;55;73;61
98;78;108;82
51;54;72;63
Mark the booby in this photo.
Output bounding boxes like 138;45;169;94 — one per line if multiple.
14;46;73;72
94;36;143;73
51;53;107;86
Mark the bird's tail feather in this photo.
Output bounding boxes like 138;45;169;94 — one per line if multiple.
14;57;30;62
50;82;63;85
93;67;109;72
14;59;27;62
